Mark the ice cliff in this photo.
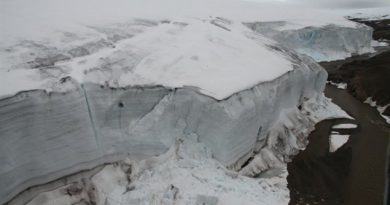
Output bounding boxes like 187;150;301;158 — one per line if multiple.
0;49;325;203
0;0;359;204
244;21;374;62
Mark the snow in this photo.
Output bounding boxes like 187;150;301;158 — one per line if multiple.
301;94;354;120
339;7;390;20
102;21;293;100
329;134;350;152
364;97;390;124
331;131;340;134
246;22;374;62
0;0;366;99
0;0;357;45
0;69;47;96
118;138;289;205
26;138;290;205
0;17;294;100
332;123;358;129
328;81;347;89
371;40;388;47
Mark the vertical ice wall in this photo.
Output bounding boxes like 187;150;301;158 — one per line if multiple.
0;51;327;204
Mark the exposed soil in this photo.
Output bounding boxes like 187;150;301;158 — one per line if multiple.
290;19;390;204
287;118;355;205
288;85;390;205
322;18;390;117
349;18;390;41
325;50;390;108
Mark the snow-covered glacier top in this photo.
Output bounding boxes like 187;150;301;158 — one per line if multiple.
337;6;390;20
0;0;360;99
0;17;294;100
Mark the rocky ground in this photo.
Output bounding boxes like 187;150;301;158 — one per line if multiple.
324;51;390;114
288;85;390;205
349;18;390;41
322;18;390;118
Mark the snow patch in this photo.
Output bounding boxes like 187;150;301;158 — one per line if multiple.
371;40;389;47
341;7;390;21
332;123;358;129
329;134;350;153
327;81;347;89
364;97;390;124
302;94;353;120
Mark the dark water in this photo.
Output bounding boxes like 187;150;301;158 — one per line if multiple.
288;85;390;205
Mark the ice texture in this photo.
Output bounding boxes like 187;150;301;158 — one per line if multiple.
5;91;351;205
0;18;295;100
24;138;290;205
245;22;374;61
0;48;332;203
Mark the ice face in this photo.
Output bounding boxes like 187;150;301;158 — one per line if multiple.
245;21;374;62
23;138;291;205
0;47;333;203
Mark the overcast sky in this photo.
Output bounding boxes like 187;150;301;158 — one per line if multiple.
246;0;390;8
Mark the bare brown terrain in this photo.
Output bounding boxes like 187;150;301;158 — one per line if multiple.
288;18;390;205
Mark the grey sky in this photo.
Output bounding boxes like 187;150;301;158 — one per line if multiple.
247;0;390;8
294;0;390;8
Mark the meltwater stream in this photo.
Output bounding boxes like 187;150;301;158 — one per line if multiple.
288;85;390;205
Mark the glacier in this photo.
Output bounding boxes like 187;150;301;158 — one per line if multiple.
0;53;326;203
0;52;350;204
22;137;292;205
245;21;374;62
10;91;349;205
0;0;365;204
